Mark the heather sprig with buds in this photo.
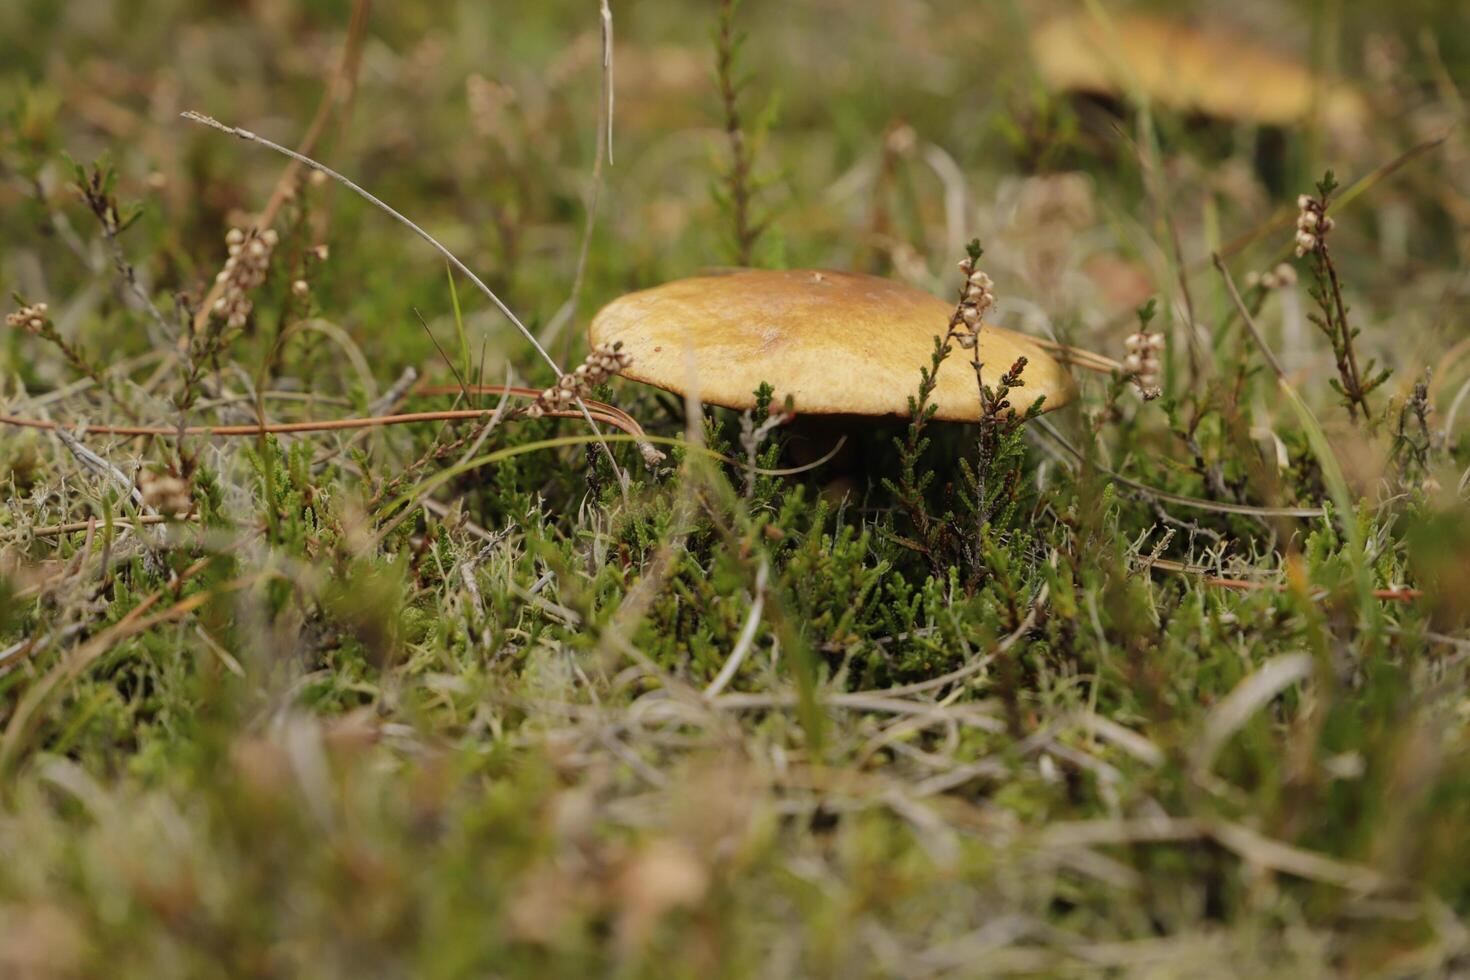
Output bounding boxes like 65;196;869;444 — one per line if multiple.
961;352;1035;536
1123;298;1165;402
5;300;49;336
524;342;633;419
1295;171;1388;422
886;240;991;579
885;240;1041;586
901;238;996;439
1123;331;1164;400
7;297;105;385
1245;263;1298;292
1294;192;1336;257
952;248;996;351
212;226;280;330
952;244;1039;531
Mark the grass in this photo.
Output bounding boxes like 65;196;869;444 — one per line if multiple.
2;0;1470;975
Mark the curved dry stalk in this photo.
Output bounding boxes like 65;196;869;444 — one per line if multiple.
412;383;645;434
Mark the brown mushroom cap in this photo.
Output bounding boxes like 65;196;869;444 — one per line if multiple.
1032;13;1367;131
588;269;1077;422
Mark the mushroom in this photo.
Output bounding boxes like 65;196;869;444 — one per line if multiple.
588;269;1076;457
1031;13;1367;134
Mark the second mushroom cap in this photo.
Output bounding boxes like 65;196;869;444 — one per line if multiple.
1031;12;1367;132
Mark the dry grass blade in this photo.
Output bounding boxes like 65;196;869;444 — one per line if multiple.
703;557;768;697
1208;820;1386;892
1038;816;1206;849
1192;652;1314;777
